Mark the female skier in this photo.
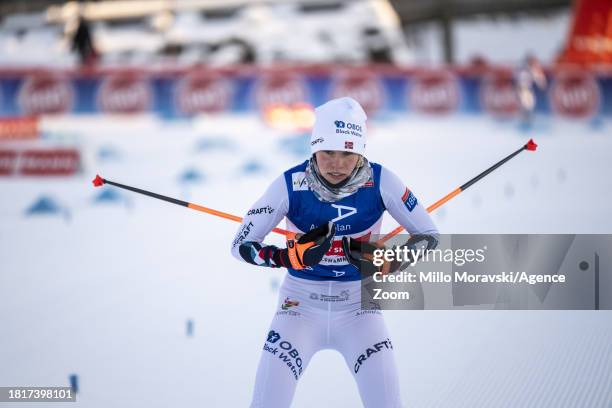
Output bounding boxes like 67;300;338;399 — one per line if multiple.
231;97;439;407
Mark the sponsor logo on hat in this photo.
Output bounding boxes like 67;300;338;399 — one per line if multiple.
311;137;324;146
336;127;363;138
347;122;362;132
334;120;363;137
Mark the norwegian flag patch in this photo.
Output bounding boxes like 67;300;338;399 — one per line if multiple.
344;141;353;149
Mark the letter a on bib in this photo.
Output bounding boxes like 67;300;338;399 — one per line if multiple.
331;204;357;222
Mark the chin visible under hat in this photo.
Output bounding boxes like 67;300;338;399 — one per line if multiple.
310;97;367;156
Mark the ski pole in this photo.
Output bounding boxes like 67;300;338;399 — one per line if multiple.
93;139;536;243
378;138;538;244
91;175;296;238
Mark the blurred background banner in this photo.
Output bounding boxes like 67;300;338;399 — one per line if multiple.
1;0;610;121
0;64;610;118
558;0;612;65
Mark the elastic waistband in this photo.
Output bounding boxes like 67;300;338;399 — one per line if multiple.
283;274;361;295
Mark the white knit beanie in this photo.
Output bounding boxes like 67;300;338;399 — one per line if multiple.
310;97;367;156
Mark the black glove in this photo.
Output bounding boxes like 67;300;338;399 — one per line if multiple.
342;234;439;277
342;237;401;277
277;222;336;269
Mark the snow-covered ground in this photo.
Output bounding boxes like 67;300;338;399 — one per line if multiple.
1;113;611;407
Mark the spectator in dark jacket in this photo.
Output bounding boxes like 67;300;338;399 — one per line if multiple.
72;17;97;65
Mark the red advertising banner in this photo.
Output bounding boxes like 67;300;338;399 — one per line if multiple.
550;68;601;118
254;71;309;111
330;69;385;115
1;65;611;119
17;73;74;115
97;73;152;113
480;70;521;118
409;69;460;114
0;116;39;141
176;71;233;114
0;149;80;176
0;150;17;175
558;0;612;65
